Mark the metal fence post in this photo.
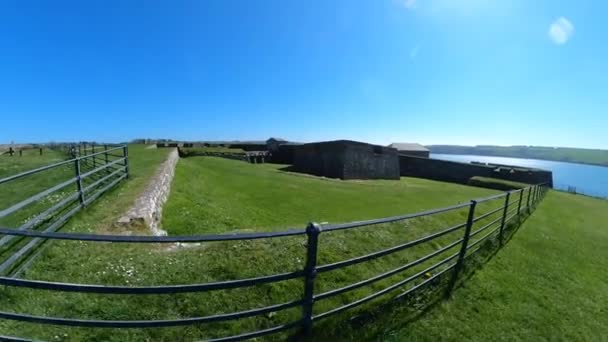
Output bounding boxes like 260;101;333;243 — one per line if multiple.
92;144;96;168
526;187;532;212
74;158;85;206
540;184;545;200
446;200;476;297
541;185;545;199
517;189;523;215
301;222;321;337
123;145;130;179
498;192;510;246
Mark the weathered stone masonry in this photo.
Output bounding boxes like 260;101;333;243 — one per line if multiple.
399;154;554;187
118;148;179;236
293;140;400;180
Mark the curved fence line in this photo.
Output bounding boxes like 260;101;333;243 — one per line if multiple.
0;144;130;278
0;165;549;341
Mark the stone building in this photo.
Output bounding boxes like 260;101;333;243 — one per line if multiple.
388;143;430;158
293;140;400;180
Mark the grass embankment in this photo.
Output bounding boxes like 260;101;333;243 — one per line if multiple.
0;146;143;274
3;153;604;341
468;176;528;191
428;145;608;166
0;149;77;265
179;147;246;158
352;191;607;341
0;155;507;341
0;148;66;178
182;147;245;154
0;145;169;340
0;148;73;221
163;157;496;234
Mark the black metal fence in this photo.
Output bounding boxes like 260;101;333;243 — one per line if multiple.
0;145;129;277
0;167;549;341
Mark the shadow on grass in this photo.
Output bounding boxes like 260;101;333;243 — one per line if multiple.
302;205;539;341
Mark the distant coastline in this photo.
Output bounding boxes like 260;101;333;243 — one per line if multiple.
427;145;608;168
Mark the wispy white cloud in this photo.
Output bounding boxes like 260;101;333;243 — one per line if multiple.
410;46;420;59
395;0;417;10
548;17;574;45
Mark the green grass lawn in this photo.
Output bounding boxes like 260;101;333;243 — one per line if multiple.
352;191;608;341
0;149;77;265
0;148;66;178
0;146;138;274
0;147;121;227
180;147;246;154
0;154;602;342
0;155;505;341
468;176;529;191
162;157;497;234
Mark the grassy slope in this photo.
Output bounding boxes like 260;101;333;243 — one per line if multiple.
428;145;608;166
378;191;608;341
0;148;66;178
468;176;528;191
1;153;603;341
0;149;77;263
0;155;506;341
180;147;246;154
0;145;170;338
0;147;125;228
0;145;164;226
163;157;496;234
0;148;72;215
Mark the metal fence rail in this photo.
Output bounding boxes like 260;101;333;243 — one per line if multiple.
0;144;129;277
0;171;549;341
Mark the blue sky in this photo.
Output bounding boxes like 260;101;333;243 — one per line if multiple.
1;0;606;148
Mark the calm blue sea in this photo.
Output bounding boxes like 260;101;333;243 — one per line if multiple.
430;154;608;199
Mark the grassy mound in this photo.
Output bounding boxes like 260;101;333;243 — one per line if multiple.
468;176;529;191
357;191;608;341
178;147;246;158
0;154;510;341
1;152;602;341
163;157;496;235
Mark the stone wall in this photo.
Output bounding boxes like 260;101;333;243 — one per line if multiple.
343;143;400;180
398;150;430;158
117;148;179;235
293;140;400;180
269;144;298;164
293;141;345;178
399;154;553;187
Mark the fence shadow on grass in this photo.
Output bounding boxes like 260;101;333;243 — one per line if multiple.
308;204;540;342
0;172;547;341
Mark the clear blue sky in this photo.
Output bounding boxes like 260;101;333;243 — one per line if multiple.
1;0;606;148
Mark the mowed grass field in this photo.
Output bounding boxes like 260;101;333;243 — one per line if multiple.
0;148;73;225
162;157;497;234
380;190;608;341
0;154;503;341
0;146;146;275
0;152;605;341
0;148;78;268
333;191;608;341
